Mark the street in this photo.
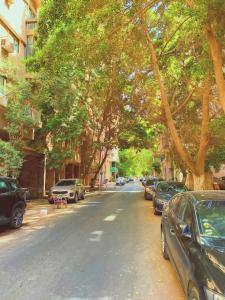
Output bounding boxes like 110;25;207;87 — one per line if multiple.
0;182;184;300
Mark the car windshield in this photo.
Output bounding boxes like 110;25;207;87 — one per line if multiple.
196;200;225;239
157;182;187;192
146;179;155;186
56;180;75;186
10;179;18;190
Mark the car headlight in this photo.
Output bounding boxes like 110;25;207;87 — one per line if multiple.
205;288;225;300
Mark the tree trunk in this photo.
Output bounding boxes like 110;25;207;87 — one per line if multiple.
193;174;206;190
141;18;196;174
93;148;109;181
193;171;213;190
205;24;225;114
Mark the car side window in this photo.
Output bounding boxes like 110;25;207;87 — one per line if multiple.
177;197;187;221
176;197;193;230
0;180;10;194
170;195;181;216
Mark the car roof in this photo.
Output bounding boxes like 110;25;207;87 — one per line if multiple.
186;191;225;202
57;178;78;180
0;176;15;180
156;181;185;185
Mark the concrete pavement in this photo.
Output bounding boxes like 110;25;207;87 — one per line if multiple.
0;182;184;300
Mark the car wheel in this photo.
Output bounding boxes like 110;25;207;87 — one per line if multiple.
144;192;149;200
188;285;200;300
10;207;24;229
154;207;159;215
161;229;169;260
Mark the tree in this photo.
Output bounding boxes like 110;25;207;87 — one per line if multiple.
118;148;154;177
0;140;23;177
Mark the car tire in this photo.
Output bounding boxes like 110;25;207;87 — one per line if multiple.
188;285;200;300
144;193;152;200
154;207;159;215
80;192;85;200
10;206;24;229
161;229;169;260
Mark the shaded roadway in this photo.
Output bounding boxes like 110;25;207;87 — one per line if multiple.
0;182;184;300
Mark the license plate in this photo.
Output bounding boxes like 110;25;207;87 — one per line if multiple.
54;195;64;200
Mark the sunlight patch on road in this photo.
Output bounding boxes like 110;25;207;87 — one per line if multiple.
102;191;141;193
89;231;104;242
104;215;117;221
116;209;124;213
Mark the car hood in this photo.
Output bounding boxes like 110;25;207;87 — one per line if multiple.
202;238;225;294
52;185;74;191
155;191;176;201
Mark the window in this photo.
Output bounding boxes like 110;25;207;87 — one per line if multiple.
177;197;187;221
9;179;18;190
25;4;36;18
170;195;181;215
13;38;19;53
26;22;36;31
176;196;193;230
0;75;6;95
0;180;9;194
26;35;35;57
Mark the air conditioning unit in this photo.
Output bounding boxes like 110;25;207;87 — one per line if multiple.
1;38;13;53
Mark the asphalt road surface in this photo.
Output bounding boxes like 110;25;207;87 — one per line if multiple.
0;182;185;300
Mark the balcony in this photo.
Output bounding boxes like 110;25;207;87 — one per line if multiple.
1;38;13;53
26;19;37;36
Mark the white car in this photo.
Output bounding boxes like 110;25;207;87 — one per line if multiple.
49;178;85;204
116;177;126;186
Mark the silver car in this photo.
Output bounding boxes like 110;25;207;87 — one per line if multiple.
48;179;85;204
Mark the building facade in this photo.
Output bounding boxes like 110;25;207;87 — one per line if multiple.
0;0;43;198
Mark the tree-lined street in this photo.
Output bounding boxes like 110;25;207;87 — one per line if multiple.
0;182;184;300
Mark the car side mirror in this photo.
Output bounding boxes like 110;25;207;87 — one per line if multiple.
181;224;192;239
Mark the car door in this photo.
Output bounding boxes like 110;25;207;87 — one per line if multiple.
166;195;195;288
0;179;14;223
164;194;181;256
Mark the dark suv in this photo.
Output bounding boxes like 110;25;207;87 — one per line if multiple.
0;177;27;229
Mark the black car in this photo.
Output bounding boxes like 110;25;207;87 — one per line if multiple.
0;177;27;229
152;181;188;214
143;178;163;200
161;191;225;300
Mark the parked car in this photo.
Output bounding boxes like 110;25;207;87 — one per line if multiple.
143;178;163;200
0;177;27;229
48;178;85;204
139;176;145;182
152;181;188;214
161;191;225;300
116;177;126;186
125;177;130;183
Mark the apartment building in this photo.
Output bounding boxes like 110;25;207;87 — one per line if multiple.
0;0;44;198
0;0;113;196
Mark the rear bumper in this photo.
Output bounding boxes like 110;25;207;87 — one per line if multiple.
144;192;152;200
